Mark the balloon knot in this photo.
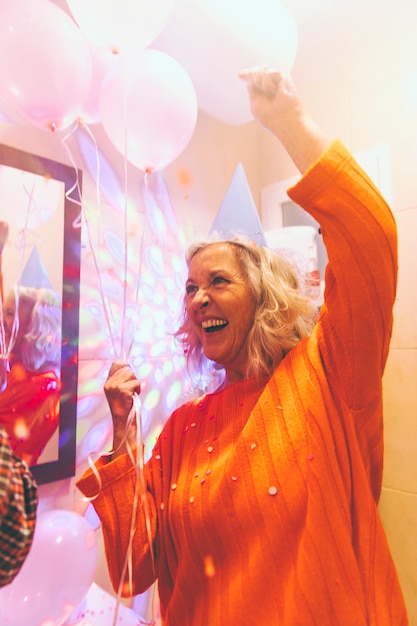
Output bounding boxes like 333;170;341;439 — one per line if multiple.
49;122;57;133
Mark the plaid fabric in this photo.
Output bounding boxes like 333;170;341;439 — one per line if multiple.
0;426;38;587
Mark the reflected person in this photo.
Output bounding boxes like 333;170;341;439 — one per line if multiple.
77;70;408;625
0;222;62;466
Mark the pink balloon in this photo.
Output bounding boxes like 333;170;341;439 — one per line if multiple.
0;0;92;131
100;50;198;172
0;509;98;626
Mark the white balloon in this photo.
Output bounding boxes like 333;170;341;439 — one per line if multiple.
67;0;176;55
0;510;97;626
100;50;198;172
153;0;298;125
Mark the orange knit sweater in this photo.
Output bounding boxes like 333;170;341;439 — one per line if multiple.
77;141;408;625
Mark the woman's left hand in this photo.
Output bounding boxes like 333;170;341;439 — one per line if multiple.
104;361;141;457
239;66;331;174
239;67;303;134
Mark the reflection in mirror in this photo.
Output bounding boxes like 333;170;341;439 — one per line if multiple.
0;144;81;484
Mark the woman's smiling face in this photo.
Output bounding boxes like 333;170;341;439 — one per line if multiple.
185;243;257;383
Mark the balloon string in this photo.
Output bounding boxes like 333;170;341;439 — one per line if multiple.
125;174;153;362
123;210;146;363
78;122;103;261
86;392;156;626
58;119;83;203
113;393;156;626
120;82;129;361
119;86;146;364
60;122;154;621
57;128;118;356
111;101;154;621
133;392;155;573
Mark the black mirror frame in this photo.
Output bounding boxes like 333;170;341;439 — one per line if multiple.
0;143;81;485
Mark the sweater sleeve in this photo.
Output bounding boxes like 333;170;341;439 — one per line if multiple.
287;140;397;410
76;452;159;596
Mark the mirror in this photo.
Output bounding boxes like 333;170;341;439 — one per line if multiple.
0;143;81;485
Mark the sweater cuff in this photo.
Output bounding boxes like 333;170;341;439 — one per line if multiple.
76;452;135;499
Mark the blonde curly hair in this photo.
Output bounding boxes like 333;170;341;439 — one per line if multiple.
175;238;319;384
17;286;62;374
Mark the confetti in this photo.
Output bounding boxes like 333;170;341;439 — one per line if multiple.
204;554;216;578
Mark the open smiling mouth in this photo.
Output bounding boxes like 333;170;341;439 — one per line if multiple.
202;319;229;333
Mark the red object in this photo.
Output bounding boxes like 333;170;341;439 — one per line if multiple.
0;362;60;466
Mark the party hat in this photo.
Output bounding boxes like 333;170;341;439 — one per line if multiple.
209;162;267;245
20;245;53;289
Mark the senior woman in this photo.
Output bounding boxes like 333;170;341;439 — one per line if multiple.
77;71;408;625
